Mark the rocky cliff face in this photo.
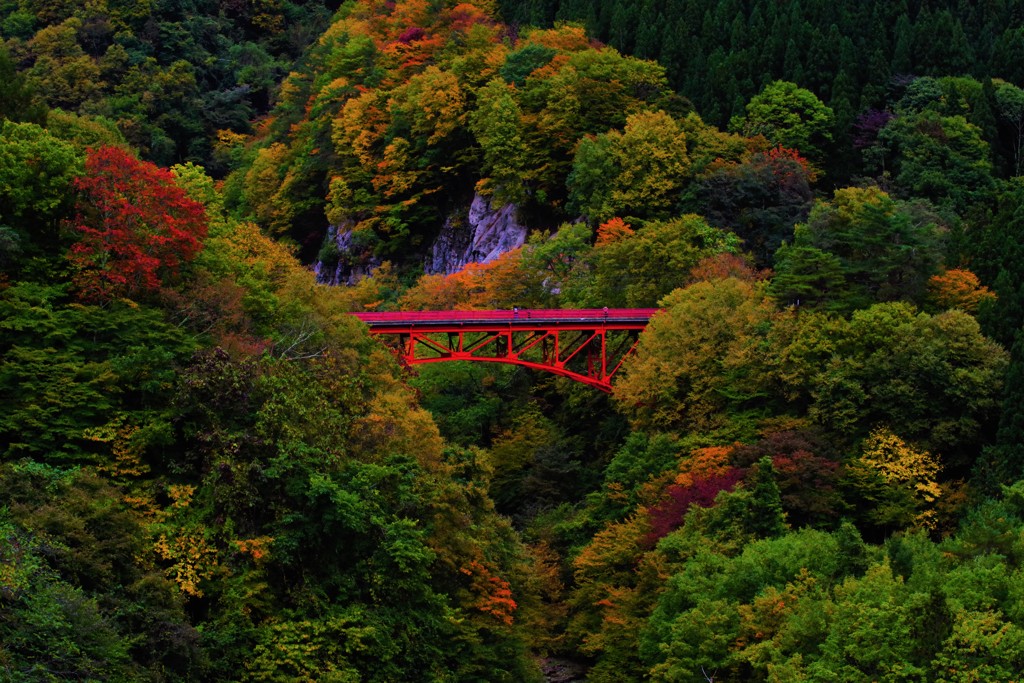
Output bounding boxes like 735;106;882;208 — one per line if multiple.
315;194;529;284
313;223;382;286
425;194;529;274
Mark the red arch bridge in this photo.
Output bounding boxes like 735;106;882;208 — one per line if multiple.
351;309;658;392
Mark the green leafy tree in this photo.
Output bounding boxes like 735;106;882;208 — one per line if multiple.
768;243;846;309
599;432;681;516
879;110;996;214
770;186;946;312
0;44;47;124
44;109;127;151
743;457;787;538
691;146;814;267
586;215;741;308
0;466;205;680
0;282;196;462
567;110;691;222
471;78;532;205
615;277;776;435
993;80;1024;177
165;341;543;679
769;302;1007;467
732;80;834;164
520;221;594;304
0;120;82;254
642;528;846;681
500;43;557;86
931;611;1024;682
808;562;929;681
24;19;105;111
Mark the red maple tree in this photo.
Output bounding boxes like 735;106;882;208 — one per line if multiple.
67;146;207;301
645;469;745;544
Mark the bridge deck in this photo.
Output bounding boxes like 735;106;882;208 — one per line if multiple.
352;308;658;330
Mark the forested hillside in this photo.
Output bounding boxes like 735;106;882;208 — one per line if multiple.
499;0;1024;176
0;0;337;167
5;0;1024;680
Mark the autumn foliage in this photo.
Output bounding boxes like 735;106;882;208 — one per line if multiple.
646;469;744;543
461;559;519;625
398;247;543;310
689;252;767;283
764;144;818;182
645;446;743;543
67;146;207;301
7;1;1024;680
595;217;634;246
927;268;996;313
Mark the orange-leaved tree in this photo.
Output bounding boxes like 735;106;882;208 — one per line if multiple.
927;268;996;313
67;146;207;301
398;248;545;310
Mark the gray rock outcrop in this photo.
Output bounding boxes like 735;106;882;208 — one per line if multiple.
313;223;382;286
425;193;528;274
315;193;529;284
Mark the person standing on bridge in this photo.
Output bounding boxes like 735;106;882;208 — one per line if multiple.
513;306;519;319
603;306;608;318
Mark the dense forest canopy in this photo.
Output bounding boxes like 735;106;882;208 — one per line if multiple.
5;0;1024;680
0;0;338;167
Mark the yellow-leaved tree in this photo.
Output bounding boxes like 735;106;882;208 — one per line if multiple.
615;277;777;436
847;427;942;531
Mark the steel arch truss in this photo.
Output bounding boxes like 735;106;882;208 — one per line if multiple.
394;326;641;391
352;309;656;392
